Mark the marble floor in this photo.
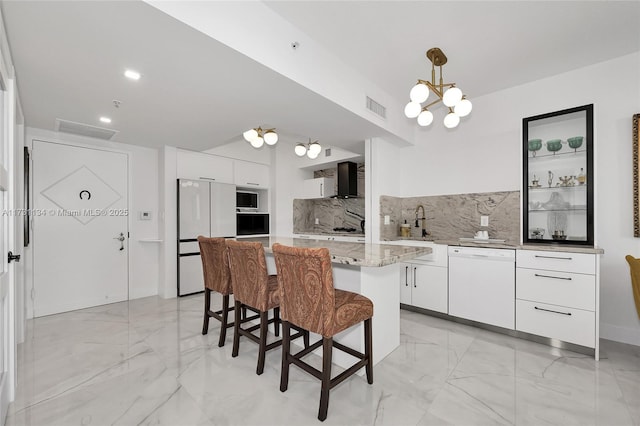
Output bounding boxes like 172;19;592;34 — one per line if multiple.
7;294;640;426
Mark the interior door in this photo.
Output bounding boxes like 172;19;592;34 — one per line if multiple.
32;140;128;317
0;61;16;426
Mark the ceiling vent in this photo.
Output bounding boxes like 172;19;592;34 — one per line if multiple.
55;119;119;140
366;96;386;119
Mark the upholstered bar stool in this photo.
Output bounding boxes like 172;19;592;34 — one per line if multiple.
226;240;284;375
272;243;373;422
197;236;242;347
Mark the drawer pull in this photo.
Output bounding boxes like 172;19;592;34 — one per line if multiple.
199;177;216;181
534;306;572;316
534;255;573;260
534;273;572;281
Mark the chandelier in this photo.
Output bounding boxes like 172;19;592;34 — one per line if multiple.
243;126;278;148
294;138;322;159
404;48;472;129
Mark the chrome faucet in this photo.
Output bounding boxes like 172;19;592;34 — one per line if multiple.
414;205;429;238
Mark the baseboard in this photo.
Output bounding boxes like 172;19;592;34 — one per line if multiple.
600;322;640;346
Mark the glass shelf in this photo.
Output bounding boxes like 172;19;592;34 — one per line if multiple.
523;104;594;246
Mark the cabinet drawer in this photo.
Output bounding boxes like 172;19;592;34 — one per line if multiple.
516;268;595;311
516;299;595;348
517;250;595;274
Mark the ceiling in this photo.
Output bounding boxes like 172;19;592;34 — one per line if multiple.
2;1;639;154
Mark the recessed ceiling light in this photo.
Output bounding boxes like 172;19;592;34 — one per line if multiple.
99;117;112;124
124;69;141;80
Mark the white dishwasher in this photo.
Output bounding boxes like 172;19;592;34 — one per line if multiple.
448;246;516;329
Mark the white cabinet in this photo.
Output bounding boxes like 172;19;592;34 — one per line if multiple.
299;177;335;199
234;160;270;188
515;249;599;357
400;262;448;313
176;150;233;183
398;244;448;314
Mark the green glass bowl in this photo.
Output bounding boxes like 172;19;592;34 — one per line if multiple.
528;139;542;152
567;136;583;150
546;139;562;153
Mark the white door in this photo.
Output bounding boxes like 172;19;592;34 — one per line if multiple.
32;140;128;317
0;60;17;425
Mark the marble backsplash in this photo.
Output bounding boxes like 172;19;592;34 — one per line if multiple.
293;198;365;234
293;162;366;234
380;191;520;242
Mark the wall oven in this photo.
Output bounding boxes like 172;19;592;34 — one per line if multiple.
237;213;269;236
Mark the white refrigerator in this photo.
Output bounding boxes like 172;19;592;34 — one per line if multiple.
177;179;236;296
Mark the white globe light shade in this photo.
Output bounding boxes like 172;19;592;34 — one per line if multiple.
294;144;307;157
243;128;258;142
250;136;264;148
442;87;463;107
417;110;434;127
264;131;278;145
454;98;472;117
404;101;421;118
443;112;460;128
307;149;319;159
309;142;322;155
409;83;429;103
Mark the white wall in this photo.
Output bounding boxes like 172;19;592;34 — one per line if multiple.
25;127;160;315
384;52;640;345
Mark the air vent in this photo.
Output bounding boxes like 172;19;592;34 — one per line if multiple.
325;148;332;157
366;96;386;119
55;119;119;140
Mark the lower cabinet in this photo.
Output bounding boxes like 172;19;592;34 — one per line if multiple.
515;249;599;356
399;259;448;314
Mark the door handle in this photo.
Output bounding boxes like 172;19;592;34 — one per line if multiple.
7;251;20;263
114;232;125;250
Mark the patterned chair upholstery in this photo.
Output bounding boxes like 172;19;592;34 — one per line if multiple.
226;240;283;375
197;236;236;347
625;255;640;318
272;243;373;422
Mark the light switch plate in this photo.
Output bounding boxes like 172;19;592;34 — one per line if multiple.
384;215;390;225
480;215;489;227
139;211;152;221
315;218;319;225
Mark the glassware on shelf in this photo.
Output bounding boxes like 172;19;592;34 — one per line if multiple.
577;168;586;185
567;136;584;152
528;139;542;157
547;171;554;188
546;139;562;154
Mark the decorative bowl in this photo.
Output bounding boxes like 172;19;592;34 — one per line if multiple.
546;139;562;153
528;139;542;156
567;136;583;151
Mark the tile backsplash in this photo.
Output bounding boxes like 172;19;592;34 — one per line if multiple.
380;191;520;242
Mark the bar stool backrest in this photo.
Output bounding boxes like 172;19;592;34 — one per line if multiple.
227;240;271;311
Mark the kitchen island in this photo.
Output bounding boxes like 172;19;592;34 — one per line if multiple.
238;236;432;367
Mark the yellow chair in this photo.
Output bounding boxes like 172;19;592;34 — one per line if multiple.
624;255;640;319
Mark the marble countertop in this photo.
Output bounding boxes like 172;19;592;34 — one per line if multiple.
239;236;432;267
294;231;365;237
383;237;604;254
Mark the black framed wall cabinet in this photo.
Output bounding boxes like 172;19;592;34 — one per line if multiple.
523;104;594;246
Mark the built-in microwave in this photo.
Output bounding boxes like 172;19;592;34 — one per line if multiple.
236;191;259;210
237;213;269;236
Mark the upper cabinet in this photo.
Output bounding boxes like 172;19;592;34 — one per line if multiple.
523;104;594;245
176;150;233;183
234;160;270;189
299;177;335;199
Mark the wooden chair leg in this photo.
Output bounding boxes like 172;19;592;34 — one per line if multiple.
280;321;291;392
257;311;268;375
202;288;211;335
365;318;373;384
318;337;333;421
232;300;242;358
273;307;280;337
218;294;230;347
303;330;310;349
242;305;247;320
